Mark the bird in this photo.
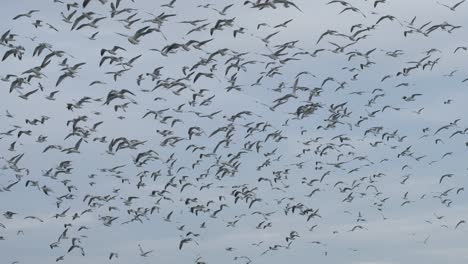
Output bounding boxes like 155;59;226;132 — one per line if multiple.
437;0;466;11
13;10;39;20
439;174;454;184
138;244;153;257
18;89;38;100
179;237;198;250
0;1;467;264
455;220;466;229
117;26;153;45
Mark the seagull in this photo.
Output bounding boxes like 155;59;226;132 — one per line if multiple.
13;10;39;20
437;0;466;11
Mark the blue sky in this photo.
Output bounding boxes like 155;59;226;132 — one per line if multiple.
0;0;467;263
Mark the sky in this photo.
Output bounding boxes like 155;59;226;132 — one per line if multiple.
0;0;467;264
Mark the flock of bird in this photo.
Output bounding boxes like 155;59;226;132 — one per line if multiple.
0;0;467;263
